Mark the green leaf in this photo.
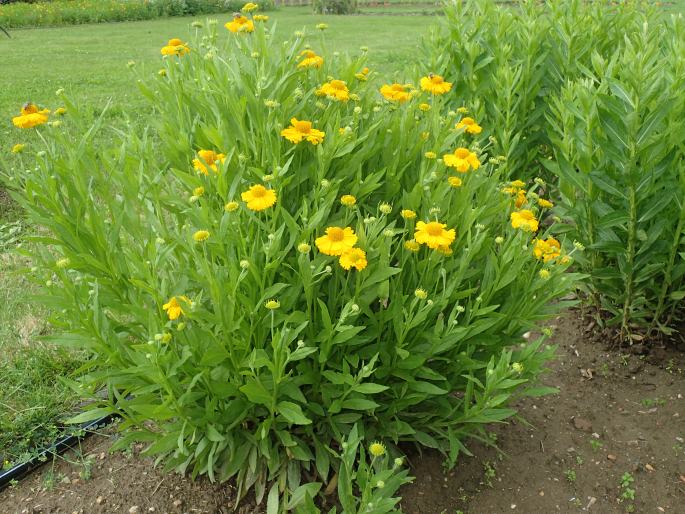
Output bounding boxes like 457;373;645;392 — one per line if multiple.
240;379;273;407
286;482;322;510
277;401;312;425
341;398;379;411
353;383;389;394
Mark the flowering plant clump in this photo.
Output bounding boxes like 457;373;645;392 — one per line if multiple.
2;9;580;512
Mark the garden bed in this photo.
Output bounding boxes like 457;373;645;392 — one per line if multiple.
2;309;682;513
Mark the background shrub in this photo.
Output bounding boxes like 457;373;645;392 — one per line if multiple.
2;13;577;511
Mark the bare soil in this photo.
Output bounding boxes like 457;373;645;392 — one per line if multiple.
1;311;684;514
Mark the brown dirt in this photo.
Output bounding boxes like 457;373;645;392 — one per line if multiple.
1;311;684;514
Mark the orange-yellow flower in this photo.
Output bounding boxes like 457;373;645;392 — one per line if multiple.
241;2;259;12
297;50;324;69
443;148;480;173
339;247;368;271
225;15;254;33
12;103;50;129
380;83;411;103
415;221;456;249
193;230;210;242
448;176;463;188
355;67;370;81
192;150;226;175
420;74;452;95
533;237;561;262
161;38;190;56
241;184;277;211
253;14;269;22
340;194;357;206
281;118;325;145
455;117;482;135
538;198;554;209
163;295;191;320
315;227;357;256
316;80;350;102
510;210;539;232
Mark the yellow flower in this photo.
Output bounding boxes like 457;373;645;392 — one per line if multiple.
538;198;554;209
355;67;370;81
380;83;411;103
192;149;226;175
424;151;437;159
443;148;480;172
515;189;527;208
457;106;469;114
400;209;416;220
339;247;368;271
297;242;311;254
316;80;350;102
420;74;452;95
193;230;210;242
281;118;325;145
415;221;456;249
404;239;420;252
12;103;50;129
533;237;561;262
510;210;539;232
225;15;254;33
161;38;190;56
54;107;67;116
265;299;280;310
448;176;463;188
241;184;277;211
241;2;259;12
316;22;329;30
437;244;453;256
414;288;428;299
158;69;167;76
379;203;392;215
253;14;269;22
11;143;25;154
225;201;240;212
297;50;324;69
316;227;357;256
193;186;205;197
369;442;386;457
419;103;431;112
163;295;191;320
538;269;551;280
455;117;482;135
340;194;357;207
510;180;526;188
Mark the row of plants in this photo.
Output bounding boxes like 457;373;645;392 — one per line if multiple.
425;0;685;341
0;0;273;29
1;5;578;512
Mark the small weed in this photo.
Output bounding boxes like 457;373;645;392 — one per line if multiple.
590;439;603;451
640;398;666;408
565;469;576;483
483;461;497;488
576;455;584;465
618;472;636;512
672;443;683;456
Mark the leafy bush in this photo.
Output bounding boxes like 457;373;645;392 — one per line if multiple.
2;12;578;511
0;0;274;28
426;0;685;340
312;0;358;15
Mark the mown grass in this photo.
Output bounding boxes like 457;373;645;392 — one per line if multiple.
0;7;433;467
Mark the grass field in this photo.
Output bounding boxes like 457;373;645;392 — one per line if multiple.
0;7;434;468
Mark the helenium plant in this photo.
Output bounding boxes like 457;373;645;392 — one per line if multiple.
2;10;579;511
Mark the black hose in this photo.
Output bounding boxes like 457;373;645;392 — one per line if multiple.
0;412;119;492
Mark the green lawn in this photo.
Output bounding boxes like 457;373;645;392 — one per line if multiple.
0;7;434;468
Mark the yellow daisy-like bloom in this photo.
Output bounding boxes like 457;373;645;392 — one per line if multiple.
225;15;254;33
510;180;526;188
11;143;25;154
340;194;357;207
510;210;539;232
420;74;452;95
161;38;190;56
339;247;368;271
225;201;240;212
265;299;280;310
355;67;370;81
12;103;50;129
455;117;482;135
193;186;205;197
448;176;463;188
443;147;480;173
515;189;527;208
437;244;453;256
414;288;428;299
380;83;411;103
425;151;437;159
241;184;277;211
281;118;325;145
419;103;431;112
242;2;259;12
163;295;191;320
315;226;357;256
316;80;350;102
192;149;226;175
253;14;269;22
297;50;324;69
533;237;561;262
369;442;386;457
401;209;416;220
457;106;469;114
404;239;420;252
538;198;554;209
193;230;210;242
539;269;551;280
415;221;456;250
54;107;67;116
